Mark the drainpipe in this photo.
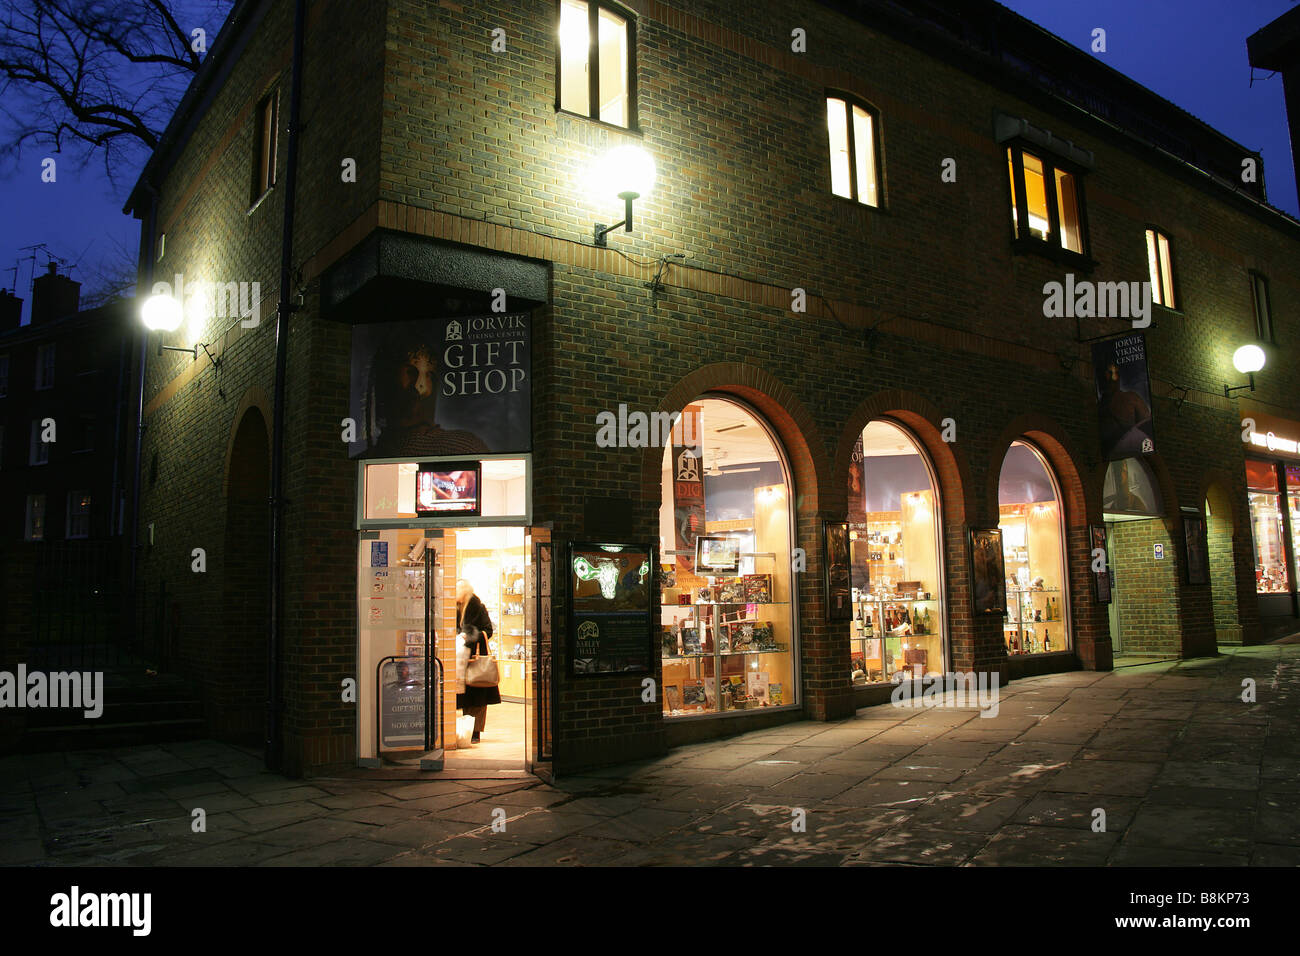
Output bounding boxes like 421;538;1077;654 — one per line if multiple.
128;179;160;642
267;0;307;772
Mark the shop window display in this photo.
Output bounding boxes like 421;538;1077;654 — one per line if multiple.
658;398;796;717
1247;459;1291;594
847;420;946;684
1288;466;1300;593
998;441;1070;654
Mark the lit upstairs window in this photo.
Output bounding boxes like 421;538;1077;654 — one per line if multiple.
1251;271;1273;344
252;87;279;203
826;95;880;207
1007;146;1086;256
1145;228;1177;309
558;0;634;128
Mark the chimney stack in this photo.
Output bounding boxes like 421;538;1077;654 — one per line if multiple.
30;261;80;325
1249;7;1300;203
0;288;22;333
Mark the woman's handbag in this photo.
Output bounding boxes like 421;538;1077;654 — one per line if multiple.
465;654;500;688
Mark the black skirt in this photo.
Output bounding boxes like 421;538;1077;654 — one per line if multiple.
457;685;502;709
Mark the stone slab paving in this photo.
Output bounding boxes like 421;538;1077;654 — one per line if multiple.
1;644;1297;866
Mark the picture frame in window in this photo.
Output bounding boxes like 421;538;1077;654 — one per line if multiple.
695;534;740;574
824;520;853;621
969;528;1007;615
1090;524;1112;604
1183;515;1209;586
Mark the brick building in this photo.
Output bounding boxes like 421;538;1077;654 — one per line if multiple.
125;0;1300;776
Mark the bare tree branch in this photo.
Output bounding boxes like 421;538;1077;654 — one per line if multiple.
0;0;232;181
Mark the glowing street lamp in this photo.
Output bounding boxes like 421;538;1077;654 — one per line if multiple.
592;145;656;247
140;293;183;332
1224;343;1266;397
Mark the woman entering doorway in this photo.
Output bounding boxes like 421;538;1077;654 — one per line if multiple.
456;579;501;743
443;526;529;769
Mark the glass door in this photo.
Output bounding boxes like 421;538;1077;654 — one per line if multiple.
525;528;554;777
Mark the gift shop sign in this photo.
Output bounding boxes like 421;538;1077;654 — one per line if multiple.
349;314;531;459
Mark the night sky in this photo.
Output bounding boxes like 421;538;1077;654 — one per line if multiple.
0;0;1294;322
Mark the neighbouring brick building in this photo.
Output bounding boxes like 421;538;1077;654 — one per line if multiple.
125;0;1300;776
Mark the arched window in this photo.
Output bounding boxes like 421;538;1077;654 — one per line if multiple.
999;441;1070;655
847;419;945;683
657;397;797;717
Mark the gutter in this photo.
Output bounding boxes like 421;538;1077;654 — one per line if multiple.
267;0;308;773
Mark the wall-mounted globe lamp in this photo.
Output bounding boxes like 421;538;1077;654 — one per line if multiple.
140;292;218;363
140;293;183;334
1223;344;1265;397
592;145;656;247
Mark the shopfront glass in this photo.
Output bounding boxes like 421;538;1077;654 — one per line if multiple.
847;420;945;684
355;456;530;763
657;398;797;717
1289;466;1300;592
1247;459;1290;594
998;441;1070;654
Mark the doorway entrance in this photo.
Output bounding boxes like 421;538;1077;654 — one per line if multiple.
1102;458;1176;661
443;526;528;771
356;523;551;774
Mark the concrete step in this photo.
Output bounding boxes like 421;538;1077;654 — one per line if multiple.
20;717;208;752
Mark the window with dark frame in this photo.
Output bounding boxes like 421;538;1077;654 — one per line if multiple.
1251;271;1274;344
25;493;45;541
35;343;54;390
252;88;279;202
1006;145;1088;257
66;491;91;540
1145;228;1177;309
826;94;882;208
557;0;635;128
29;419;48;466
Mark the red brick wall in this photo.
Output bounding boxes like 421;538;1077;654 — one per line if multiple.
132;0;1300;773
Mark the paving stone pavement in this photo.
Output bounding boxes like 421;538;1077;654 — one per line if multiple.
2;645;1297;867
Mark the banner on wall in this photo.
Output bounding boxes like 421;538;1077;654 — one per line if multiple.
349;314;531;459
848;433;870;592
1092;332;1155;461
671;404;705;573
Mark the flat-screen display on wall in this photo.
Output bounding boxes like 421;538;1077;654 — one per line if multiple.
415;461;480;515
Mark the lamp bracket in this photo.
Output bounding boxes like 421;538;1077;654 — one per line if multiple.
1222;372;1256;398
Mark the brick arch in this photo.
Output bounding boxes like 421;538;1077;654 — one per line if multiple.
638;362;828;516
833;389;972;524
990;414;1092;529
1199;469;1242;533
222;386;273;498
218;397;271;744
992;415;1113;670
832;389;976;673
638;363;855;721
1089;451;1182;526
1202;471;1246;647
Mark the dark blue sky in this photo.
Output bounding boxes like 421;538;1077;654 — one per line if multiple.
0;0;1295;321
